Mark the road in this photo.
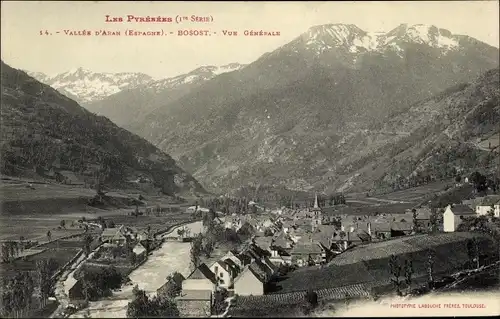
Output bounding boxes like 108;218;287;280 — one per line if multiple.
50;244;102;318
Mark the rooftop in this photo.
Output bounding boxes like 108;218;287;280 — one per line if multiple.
187;263;216;283
448;204;476;215
477;195;500;207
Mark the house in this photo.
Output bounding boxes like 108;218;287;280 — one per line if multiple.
58;170;83;185
269;251;292;266
220;250;244;268
240;244;277;277
443;204;476;232
390;222;413;237
289;238;326;267
132;242;147;260
281;220;294;233
182;263;217;292
253;236;273;254
475;196;500;217
271;231;293;251
371;223;392;240
409;207;432;231
100;225;128;245
209;260;238;289
157;272;185;298
233;261;270;296
330;228;369;253
68;279;85;303
176;290;212;317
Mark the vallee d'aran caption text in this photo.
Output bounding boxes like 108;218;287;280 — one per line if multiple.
39;29;280;37
38;15;281;37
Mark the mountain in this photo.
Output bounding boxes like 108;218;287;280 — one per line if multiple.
1;61;205;196
83;63;246;127
26;68;154;105
122;23;498;193
331;67;499;194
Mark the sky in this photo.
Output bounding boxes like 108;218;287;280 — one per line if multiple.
1;1;499;79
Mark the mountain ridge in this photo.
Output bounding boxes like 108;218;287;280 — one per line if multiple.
123;23;498;193
25;67;155;105
1;61;206;196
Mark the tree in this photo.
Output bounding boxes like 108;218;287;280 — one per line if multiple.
190;233;203;269
388;254;402;296
251;205;258;214
264;228;274;237
134;204;139;218
107;220;116;228
469;171;487;193
426;249;435;289
83;233;93;256
303;289;318;315
164;272;182;298
177;226;187;237
429;208;439;233
466;238;480;269
46;230;52;242
455;175;462;183
202;236;214;258
126;286;179;318
60;220;66;229
129;252;137;265
404;259;413;295
36;259;55;307
412;209;419;234
212;289;228;315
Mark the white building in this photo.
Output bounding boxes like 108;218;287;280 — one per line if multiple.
443;204;476;232
475;196;500;217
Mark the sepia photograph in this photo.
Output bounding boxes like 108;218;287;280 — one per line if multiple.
0;1;499;317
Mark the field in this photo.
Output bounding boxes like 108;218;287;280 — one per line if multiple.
0;216;84;241
323;202;416;216
0;247;81;281
376;180;455;202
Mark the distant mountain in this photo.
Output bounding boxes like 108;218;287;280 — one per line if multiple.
1;61;205;196
124;23;498;193
83;63;246;127
26;68;154;105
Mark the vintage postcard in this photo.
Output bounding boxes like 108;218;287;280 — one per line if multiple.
0;1;499;318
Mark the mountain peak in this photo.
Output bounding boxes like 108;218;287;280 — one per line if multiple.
28;68;154;104
282;22;464;56
386;23;458;49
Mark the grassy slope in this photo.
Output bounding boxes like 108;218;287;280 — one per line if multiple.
0;61;205;196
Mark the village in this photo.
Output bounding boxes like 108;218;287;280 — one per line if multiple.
53;176;500;318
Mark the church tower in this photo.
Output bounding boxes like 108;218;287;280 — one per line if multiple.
311;193;322;228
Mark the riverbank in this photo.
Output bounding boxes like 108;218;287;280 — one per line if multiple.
68;220;205;318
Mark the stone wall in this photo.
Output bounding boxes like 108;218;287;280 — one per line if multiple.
177;299;211;317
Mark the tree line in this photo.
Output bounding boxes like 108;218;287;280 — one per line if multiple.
75;266;126;301
126;285;179;318
0;258;57;318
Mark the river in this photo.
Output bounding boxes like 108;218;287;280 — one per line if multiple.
69;221;204;318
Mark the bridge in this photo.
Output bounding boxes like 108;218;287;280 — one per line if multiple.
163;235;194;242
